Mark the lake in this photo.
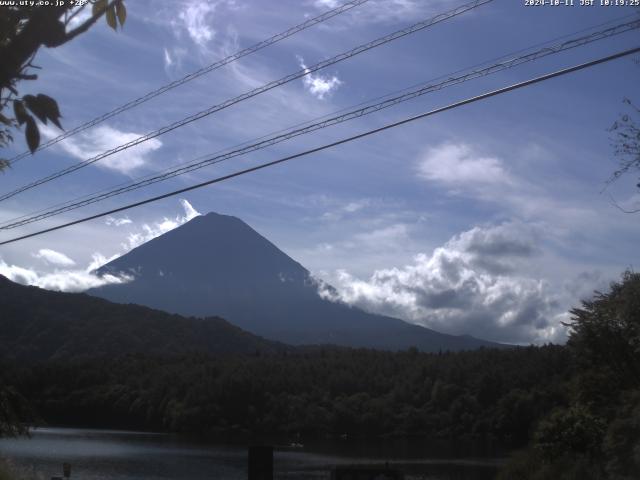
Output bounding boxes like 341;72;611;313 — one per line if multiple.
0;428;506;480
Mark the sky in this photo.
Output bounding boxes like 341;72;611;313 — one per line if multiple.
0;0;638;345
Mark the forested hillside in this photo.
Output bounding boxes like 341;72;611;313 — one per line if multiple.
0;275;284;361
499;271;640;479
1;273;638;479
4;346;570;443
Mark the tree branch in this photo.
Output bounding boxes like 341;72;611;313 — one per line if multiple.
607;193;640;214
63;0;120;43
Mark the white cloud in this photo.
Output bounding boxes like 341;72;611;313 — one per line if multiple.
312;0;433;26
180;198;200;218
344;201;368;213
417;143;513;189
162;46;189;76
33;249;76;267
178;1;216;46
105;216;133;227
170;0;240;51
0;200;201;293
123;199;200;250
297;56;342;100
41;124;162;175
314;0;340;7
67;5;92;29
163;47;174;68
321;199;371;221
87;252;120;272
414;142;638;255
449;222;539;274
319;221;569;344
351;223;409;249
0;259;131;293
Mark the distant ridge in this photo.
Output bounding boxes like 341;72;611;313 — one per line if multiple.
88;212;505;352
0;274;284;361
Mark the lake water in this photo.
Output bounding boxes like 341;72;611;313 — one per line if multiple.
0;428;506;480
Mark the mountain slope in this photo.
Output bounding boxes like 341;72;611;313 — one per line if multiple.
89;212;504;351
0;275;283;361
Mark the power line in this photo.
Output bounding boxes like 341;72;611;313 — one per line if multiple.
0;0;493;203
7;0;372;165
1;45;637;247
1;18;637;231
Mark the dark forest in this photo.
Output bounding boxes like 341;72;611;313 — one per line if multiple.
2;272;639;479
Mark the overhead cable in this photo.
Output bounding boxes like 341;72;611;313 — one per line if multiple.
0;0;492;203
1;45;637;246
7;0;372;165
1;17;637;230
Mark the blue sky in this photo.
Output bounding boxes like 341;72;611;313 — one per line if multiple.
0;0;638;344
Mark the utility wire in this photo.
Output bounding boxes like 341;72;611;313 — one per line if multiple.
1;46;637;247
2;14;636;229
5;9;636;231
7;0;372;165
1;18;637;231
0;0;492;203
22;8;635;233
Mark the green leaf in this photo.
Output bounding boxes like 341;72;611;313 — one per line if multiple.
116;1;127;27
25;116;40;153
106;5;117;30
22;94;63;130
92;0;108;16
13;100;28;125
23;94;48;124
36;94;63;130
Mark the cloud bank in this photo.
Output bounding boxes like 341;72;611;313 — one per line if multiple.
0;259;131;293
319;221;568;345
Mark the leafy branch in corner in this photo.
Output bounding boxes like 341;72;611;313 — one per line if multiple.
0;0;127;170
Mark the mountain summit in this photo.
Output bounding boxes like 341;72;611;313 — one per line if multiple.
89;212;503;351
